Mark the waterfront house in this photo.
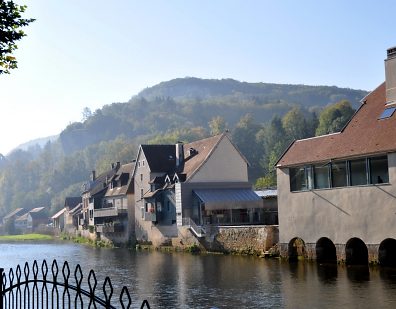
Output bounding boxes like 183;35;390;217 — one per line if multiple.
80;163;119;232
254;189;278;225
15;207;48;233
133;133;262;245
3;208;26;226
63;196;82;233
95;162;135;244
51;207;67;231
276;47;396;265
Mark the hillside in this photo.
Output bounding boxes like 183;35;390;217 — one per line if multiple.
59;78;368;154
138;77;367;108
0;77;368;217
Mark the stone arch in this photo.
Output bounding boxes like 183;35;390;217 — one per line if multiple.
378;238;396;267
288;237;306;262
345;237;368;265
316;237;337;264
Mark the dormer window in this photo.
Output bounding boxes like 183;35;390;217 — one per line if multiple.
379;107;396;119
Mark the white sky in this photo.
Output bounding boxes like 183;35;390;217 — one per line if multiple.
0;0;395;154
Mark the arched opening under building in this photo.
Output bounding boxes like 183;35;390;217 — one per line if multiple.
345;238;368;265
379;238;396;267
288;237;306;262
316;237;337;264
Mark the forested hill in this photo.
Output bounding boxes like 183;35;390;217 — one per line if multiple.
59;78;367;154
0;77;368;217
137;77;367;108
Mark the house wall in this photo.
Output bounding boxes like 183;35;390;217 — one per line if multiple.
188;137;248;183
277;152;396;261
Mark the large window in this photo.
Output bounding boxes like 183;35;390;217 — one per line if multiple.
289;155;389;192
314;164;330;189
290;166;312;191
332;161;347;187
350;159;367;186
370;156;389;184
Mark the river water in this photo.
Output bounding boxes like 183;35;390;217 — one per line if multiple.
0;241;396;308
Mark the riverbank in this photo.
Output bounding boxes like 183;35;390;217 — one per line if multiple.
0;233;53;241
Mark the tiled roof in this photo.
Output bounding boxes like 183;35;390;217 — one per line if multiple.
277;83;396;167
141;145;176;173
86;167;119;196
64;197;82;208
30;207;45;213
182;133;225;180
69;203;82;215
3;208;25;220
51;208;67;219
105;163;134;197
137;133;237;181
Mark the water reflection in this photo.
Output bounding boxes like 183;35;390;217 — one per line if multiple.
1;243;396;308
346;265;370;282
316;263;337;284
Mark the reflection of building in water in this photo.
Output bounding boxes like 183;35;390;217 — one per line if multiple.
276;47;396;266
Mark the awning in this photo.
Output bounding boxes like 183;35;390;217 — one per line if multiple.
193;188;262;210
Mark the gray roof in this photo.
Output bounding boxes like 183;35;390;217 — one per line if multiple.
193;188;262;210
255;190;277;198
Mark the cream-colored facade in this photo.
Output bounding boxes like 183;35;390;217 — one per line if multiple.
277;152;396;262
188;137;248;183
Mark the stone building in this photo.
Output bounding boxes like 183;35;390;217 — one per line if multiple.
276;47;396;265
133;133;262;246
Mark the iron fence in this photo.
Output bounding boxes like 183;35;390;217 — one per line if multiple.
0;259;150;308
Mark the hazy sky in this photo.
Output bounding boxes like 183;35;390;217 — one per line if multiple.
1;0;395;154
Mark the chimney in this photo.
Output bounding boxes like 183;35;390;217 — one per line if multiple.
91;170;96;181
175;141;184;168
385;46;396;104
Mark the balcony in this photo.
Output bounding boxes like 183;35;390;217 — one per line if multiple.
144;211;157;222
94;207;118;218
96;223;124;233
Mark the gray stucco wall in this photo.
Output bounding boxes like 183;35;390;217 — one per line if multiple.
277;153;396;253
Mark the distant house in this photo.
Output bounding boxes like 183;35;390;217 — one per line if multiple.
80;163;120;231
255;189;278;225
133;133;262;245
2;208;26;227
276;47;396;265
95;162;135;244
15;207;48;233
51;208;67;231
63;197;82;233
14;213;29;232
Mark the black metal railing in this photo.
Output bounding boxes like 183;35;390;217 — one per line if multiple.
0;259;150;308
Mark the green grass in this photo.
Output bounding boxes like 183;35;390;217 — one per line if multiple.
0;233;53;241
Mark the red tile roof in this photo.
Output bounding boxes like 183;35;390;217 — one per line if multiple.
277;83;396;167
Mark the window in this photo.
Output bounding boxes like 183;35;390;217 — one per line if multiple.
379;107;396;119
140;189;144;199
332;161;347;187
140;174;143;182
314;164;330;189
370;156;389;184
350;159;367;186
289;155;389;192
290;166;312;191
142;160;145;167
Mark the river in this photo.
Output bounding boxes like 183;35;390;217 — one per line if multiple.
0;241;396;308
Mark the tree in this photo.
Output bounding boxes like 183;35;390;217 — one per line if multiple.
208;116;226;136
0;1;35;74
82;107;92;121
282;107;309;142
315;100;355;136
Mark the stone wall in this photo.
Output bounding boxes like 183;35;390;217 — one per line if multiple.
210;225;279;255
172;225;279;255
